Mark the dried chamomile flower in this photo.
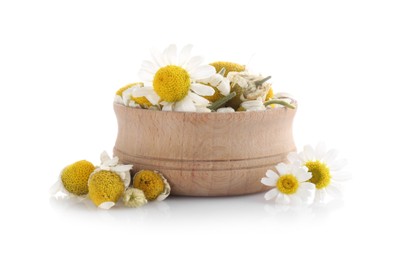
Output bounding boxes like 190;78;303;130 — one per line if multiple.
209;61;245;76
87;151;133;209
237;100;266;112
133;170;171;201
88;170;126;209
122;188;148;208
114;82;153;108
226;72;272;110
50;160;95;198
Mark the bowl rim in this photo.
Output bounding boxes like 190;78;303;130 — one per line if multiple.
113;101;297;118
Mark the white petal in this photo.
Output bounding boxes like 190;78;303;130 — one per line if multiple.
322;149;338;165
190;65;216;80
330;159;347;171
114;95;124;105
217;107;235;113
314;189;327;203
112;165;133;172
217;80;230;96
179;44;193;66
297;186;313;200
300;182;316;191
191;83;215;96
132;86;154;97
294;168;312;182
315;142;327;159
174;96;196;112
49;180;63;196
161;102;174;111
141;60;158;74
287;152;301;163
145;92;161;105
163;44;177;65
289;194;302;205
100;151;111;163
188;92;209;105
276;163;289;175
264;188;278;200
98;202;115;210
276;193;290;204
266;169;279;179
303;145;315;161
150;47;166;67
261;177;277;187
185;56;204;71
196;106;211;113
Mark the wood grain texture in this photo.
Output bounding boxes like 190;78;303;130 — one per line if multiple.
113;103;297;196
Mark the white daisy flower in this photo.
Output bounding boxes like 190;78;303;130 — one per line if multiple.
135;44;216;112
287;143;350;203
115;82;154;108
261;162;315;205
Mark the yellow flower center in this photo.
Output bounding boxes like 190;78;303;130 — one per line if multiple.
305;161;331;189
88;170;125;206
265;87;274;100
133;170;165;201
153;65;190;102
276;174;299;194
61;160;95;196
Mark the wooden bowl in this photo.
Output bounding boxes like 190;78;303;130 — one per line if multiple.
113;103;297;196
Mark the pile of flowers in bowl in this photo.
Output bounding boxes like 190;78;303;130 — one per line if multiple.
50;44;349;209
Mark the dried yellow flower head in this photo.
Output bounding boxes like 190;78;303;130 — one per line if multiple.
209;61;245;76
226;72;271;109
60;160;95;196
133;170;167;201
88;170;125;207
122;188;148;208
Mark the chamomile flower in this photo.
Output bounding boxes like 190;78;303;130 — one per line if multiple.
288;143;349;202
88;151;133;209
133;170;171;201
50;160;95;198
115;82;153;108
135;44;216;112
122;188;148;208
261;162;315;205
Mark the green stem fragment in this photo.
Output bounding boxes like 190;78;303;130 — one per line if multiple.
208;92;237;111
263;99;296;109
218;67;226;77
254;76;271;87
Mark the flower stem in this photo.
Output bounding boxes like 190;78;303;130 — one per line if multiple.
218;67;226;77
254;76;271;86
208;92;237;111
263;99;296;109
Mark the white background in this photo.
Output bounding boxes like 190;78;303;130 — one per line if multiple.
1;0;406;259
